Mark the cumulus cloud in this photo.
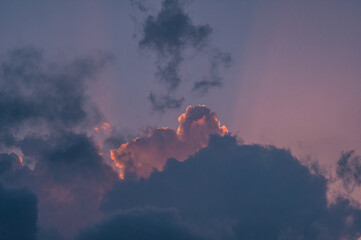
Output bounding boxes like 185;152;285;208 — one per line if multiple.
110;105;228;178
77;207;208;240
103;135;361;240
135;0;231;110
0;183;38;240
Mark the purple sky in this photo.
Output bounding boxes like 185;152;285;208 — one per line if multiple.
3;0;359;166
1;1;361;239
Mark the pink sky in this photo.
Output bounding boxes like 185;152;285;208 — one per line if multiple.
231;0;361;175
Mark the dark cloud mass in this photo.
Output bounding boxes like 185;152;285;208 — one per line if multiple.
0;184;38;240
0;46;110;146
29;133;117;238
103;135;361;240
0;132;119;238
77;207;206;240
0;44;358;240
0;47;118;239
137;0;231;110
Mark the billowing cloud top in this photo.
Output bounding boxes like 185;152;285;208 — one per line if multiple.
110;105;228;178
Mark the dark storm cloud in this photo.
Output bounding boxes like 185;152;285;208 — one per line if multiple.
0;184;38;240
102;135;361;239
136;0;230;111
77;207;207;240
337;150;361;193
0;46;111;146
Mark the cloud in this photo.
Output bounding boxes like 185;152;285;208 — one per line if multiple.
192;50;232;95
0;134;118;238
0;46;111;147
135;0;231;111
1;46;358;239
0;153;32;188
110;105;228;178
0;153;21;174
103;135;361;239
337;150;361;193
27;133;117;238
0;183;38;240
3;130;119;237
5;132;118;237
0;47;118;238
76;207;208;240
139;0;211;90
148;93;184;112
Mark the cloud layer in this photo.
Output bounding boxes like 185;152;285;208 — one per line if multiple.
0;47;360;240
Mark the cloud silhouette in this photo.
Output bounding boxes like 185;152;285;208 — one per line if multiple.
136;0;231;111
103;135;361;239
139;0;211;91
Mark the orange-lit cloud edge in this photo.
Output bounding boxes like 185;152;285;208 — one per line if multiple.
110;105;228;179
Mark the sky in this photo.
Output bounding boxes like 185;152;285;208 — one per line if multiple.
1;0;361;239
